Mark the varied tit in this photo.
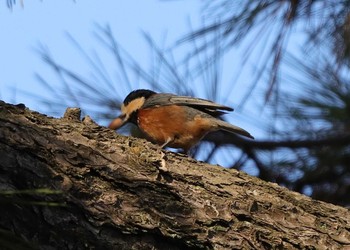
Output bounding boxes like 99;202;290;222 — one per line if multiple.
109;89;254;152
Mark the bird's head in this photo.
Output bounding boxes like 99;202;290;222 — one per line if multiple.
109;89;156;130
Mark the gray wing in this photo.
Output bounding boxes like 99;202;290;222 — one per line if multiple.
142;93;233;116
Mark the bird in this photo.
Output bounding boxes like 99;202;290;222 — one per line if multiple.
109;89;253;152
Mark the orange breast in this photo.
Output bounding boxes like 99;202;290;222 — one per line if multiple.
137;105;216;151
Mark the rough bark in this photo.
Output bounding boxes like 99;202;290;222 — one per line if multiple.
0;100;349;250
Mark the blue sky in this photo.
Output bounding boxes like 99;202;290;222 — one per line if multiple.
1;1;201;107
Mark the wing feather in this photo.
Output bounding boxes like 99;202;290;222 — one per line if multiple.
142;94;233;116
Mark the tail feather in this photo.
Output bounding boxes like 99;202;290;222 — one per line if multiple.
217;120;254;139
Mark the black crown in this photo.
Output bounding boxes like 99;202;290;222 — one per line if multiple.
123;89;156;105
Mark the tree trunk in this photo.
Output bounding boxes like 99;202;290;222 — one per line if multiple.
0;100;349;250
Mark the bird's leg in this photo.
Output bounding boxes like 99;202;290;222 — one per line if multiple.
160;137;173;149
